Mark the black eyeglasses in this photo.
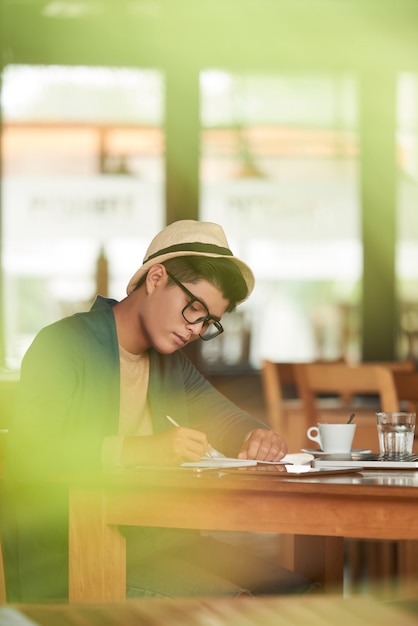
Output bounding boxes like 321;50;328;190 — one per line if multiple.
166;271;224;341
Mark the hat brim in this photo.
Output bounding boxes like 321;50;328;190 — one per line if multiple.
126;250;255;301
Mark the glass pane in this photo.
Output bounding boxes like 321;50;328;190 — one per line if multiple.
1;65;165;369
397;72;418;360
200;72;360;371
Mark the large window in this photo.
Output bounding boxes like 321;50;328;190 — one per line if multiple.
199;72;360;370
2;66;415;372
1;65;165;369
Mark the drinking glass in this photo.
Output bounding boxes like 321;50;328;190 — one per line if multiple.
376;412;416;458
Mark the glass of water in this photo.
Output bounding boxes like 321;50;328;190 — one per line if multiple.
376;412;416;458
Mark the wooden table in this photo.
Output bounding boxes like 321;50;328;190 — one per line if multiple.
4;595;418;626
62;467;418;603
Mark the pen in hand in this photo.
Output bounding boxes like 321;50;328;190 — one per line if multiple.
165;415;224;459
165;414;181;428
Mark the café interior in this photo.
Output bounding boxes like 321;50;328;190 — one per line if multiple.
1;1;418;624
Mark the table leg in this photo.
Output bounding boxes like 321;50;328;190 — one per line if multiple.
398;540;418;599
280;534;344;593
69;486;126;602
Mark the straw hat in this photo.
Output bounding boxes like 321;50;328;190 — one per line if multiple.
126;220;255;298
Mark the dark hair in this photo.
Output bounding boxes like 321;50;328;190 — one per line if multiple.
163;256;248;311
133;256;248;311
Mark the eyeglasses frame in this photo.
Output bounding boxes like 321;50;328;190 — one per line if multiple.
165;271;224;341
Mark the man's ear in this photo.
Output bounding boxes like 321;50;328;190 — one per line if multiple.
145;264;167;293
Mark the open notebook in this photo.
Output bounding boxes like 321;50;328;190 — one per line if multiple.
181;453;313;469
313;452;418;469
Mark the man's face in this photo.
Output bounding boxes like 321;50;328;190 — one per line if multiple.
142;267;229;354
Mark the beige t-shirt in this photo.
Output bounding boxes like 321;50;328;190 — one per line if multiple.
101;346;153;467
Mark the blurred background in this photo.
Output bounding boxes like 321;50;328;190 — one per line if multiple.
1;0;418;376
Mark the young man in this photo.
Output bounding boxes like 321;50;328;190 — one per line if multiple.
4;220;313;600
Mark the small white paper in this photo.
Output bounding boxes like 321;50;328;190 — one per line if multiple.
285;464;312;473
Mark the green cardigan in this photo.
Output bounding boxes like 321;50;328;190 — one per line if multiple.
3;296;266;601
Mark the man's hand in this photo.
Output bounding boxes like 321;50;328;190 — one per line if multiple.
237;429;288;462
121;427;211;467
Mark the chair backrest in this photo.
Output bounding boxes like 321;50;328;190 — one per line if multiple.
294;362;400;428
390;370;418;414
260;359;350;451
260;361;298;432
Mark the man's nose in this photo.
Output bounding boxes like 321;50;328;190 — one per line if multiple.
186;320;204;337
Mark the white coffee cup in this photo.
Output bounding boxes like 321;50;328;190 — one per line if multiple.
307;423;356;454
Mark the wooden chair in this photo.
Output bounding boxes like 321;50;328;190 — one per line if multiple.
261;359;414;445
292;360;416;595
260;359;346;451
381;369;418;597
260;361;300;431
390;369;418;416
293;362;413;451
389;369;418;456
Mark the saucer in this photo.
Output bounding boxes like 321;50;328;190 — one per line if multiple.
301;448;372;456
